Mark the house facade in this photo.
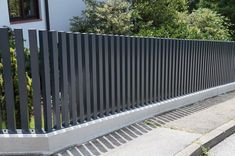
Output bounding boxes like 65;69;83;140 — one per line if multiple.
0;0;86;45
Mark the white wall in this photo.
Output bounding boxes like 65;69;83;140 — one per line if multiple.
0;0;87;46
48;0;85;31
0;0;10;26
0;0;47;46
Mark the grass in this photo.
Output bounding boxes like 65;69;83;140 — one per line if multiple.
1;113;65;130
144;120;161;128
201;145;209;156
1;115;43;130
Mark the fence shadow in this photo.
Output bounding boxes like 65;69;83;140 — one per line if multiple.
54;91;235;156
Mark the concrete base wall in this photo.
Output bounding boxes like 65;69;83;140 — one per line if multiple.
1;82;235;155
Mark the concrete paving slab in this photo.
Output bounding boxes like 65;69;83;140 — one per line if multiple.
165;92;235;134
209;133;235;156
103;127;201;156
175;120;235;156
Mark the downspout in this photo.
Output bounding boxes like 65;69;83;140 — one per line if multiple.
44;0;50;30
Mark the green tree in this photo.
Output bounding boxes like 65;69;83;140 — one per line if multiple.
132;0;188;34
176;8;232;40
137;8;231;40
197;0;235;40
70;0;232;41
70;0;133;35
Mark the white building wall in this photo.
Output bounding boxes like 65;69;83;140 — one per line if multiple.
0;0;87;45
0;0;47;46
48;0;85;31
0;0;11;26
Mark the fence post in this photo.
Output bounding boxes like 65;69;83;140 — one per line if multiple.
136;37;141;106
0;28;16;133
48;31;61;130
110;35;116;114
14;29;29;133
121;36;127;110
91;34;98;119
84;34;92;121
67;33;77;125
74;33;85;123
131;37;136;107
104;35;110;115
97;35;104;117
29;30;43;133
39;31;52;132
58;32;70;127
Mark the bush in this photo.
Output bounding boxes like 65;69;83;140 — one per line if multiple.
137;8;232;41
132;0;188;33
176;8;232;40
0;28;33;128
70;0;232;41
70;0;133;35
197;0;235;40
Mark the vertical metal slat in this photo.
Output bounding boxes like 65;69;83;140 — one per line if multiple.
39;31;52;132
91;34;98;118
104;35;110;115
15;29;29;132
58;32;70;127
0;28;16;133
67;33;77;125
110;36;116;114
131;37;136;108
48;31;61;129
29;30;42;133
75;33;85;123
126;37;131;109
136;38;141;106
116;36;121;112
84;34;91;121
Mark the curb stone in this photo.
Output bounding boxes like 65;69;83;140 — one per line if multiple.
175;119;235;156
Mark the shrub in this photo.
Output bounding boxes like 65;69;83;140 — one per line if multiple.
0;28;33;128
70;0;133;35
137;8;232;41
131;0;188;34
197;0;235;40
176;8;232;40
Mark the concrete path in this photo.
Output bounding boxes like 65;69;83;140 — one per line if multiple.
103;128;200;156
209;133;235;156
165;92;235;134
54;91;235;156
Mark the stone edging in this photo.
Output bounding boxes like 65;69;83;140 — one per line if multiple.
175;120;235;156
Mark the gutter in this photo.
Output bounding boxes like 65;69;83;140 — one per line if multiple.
44;0;50;30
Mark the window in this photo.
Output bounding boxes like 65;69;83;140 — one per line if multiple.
8;0;39;22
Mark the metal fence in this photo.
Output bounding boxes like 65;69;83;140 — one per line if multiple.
0;28;235;134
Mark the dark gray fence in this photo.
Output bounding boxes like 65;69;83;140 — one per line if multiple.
0;28;235;134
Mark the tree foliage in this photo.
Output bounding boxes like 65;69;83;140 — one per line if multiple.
134;1;231;40
131;0;188;33
70;0;233;41
197;0;235;39
176;8;231;40
70;0;133;35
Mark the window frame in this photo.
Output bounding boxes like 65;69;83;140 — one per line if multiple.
8;0;40;22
